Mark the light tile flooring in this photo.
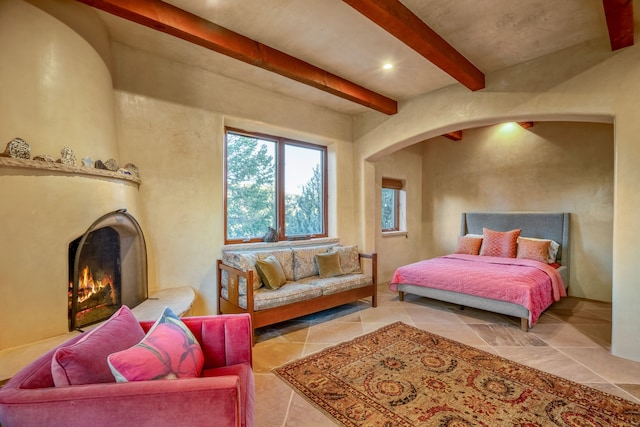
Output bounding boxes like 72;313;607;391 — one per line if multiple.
252;283;640;427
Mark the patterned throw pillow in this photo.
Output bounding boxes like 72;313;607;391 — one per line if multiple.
331;245;361;274
316;252;344;278
454;236;483;255
517;238;551;263
108;307;204;382
222;251;261;293
256;255;287;289
479;228;521;258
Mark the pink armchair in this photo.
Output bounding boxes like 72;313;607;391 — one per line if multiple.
0;313;254;427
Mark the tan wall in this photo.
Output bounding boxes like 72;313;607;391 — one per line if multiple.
421;122;613;301
113;43;356;317
352;36;640;361
0;0;354;349
0;0;140;349
375;146;423;282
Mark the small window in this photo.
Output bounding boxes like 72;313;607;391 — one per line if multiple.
381;178;403;232
224;128;327;243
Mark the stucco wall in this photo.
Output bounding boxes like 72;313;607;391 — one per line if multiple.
0;0;141;350
375;146;423;282
0;0;355;349
111;43;356;316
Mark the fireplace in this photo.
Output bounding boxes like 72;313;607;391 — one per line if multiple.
68;209;147;331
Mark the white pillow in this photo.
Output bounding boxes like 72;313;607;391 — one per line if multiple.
517;237;560;263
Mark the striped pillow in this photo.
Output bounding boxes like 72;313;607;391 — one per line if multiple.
479;228;521;258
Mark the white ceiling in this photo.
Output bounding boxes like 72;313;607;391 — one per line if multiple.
97;0;623;115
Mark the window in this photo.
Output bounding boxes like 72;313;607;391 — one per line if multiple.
225;128;327;243
382;178;403;232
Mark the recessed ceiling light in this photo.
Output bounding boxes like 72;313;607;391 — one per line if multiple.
383;63;393;70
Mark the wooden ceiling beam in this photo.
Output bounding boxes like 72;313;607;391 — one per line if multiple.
343;0;485;91
602;0;634;51
76;0;398;115
518;121;534;129
443;131;463;141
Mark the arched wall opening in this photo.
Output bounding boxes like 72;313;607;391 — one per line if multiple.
352;37;640;361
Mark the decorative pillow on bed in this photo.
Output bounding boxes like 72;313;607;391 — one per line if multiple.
455;235;483;255
516;237;550;263
518;237;560;263
479;228;521;258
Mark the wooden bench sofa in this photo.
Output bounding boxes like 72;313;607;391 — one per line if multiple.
217;242;377;336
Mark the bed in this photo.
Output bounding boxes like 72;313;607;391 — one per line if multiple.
390;212;570;331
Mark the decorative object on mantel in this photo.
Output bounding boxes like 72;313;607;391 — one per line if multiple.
105;158;119;171
263;227;278;242
95;158;119;171
57;146;76;166
1;137;30;159
81;157;93;167
33;154;55;162
123;163;139;178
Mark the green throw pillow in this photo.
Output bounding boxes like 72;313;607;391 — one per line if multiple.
316;252;344;278
256;255;287;289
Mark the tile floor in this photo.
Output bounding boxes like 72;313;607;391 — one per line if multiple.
252;283;640;427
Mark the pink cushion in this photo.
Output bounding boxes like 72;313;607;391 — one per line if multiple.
517;237;551;263
108;307;204;382
479;228;521;258
455;236;483;255
51;305;145;386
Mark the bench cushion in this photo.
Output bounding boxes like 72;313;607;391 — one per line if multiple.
222;282;323;311
297;273;372;296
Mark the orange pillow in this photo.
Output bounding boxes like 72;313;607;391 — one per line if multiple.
455;236;483;255
517;238;551;263
479;228;521;258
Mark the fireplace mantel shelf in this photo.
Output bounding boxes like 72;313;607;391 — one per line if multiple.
0;157;141;185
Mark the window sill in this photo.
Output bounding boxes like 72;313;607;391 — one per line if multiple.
382;231;407;238
223;237;339;251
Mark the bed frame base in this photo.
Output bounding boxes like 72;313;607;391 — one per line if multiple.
397;288;530;332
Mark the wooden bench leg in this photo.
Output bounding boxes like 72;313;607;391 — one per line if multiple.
521;318;529;332
398;291;404;301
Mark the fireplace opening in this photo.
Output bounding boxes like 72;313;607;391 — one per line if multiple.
68;209;147;331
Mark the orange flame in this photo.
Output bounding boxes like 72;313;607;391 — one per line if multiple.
77;265;114;304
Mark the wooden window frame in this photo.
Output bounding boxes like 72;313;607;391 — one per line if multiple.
381;178;403;232
224;127;328;244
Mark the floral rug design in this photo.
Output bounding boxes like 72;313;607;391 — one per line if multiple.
274;322;640;426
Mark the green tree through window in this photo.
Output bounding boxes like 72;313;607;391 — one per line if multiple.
225;129;327;243
225;133;275;240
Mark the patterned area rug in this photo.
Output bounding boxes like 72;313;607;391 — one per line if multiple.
274;322;640;426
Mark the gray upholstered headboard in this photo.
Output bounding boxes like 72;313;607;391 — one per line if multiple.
460;212;570;286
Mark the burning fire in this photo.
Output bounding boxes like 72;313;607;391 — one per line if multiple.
75;265;114;304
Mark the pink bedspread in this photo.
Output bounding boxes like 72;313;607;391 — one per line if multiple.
390;254;566;325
